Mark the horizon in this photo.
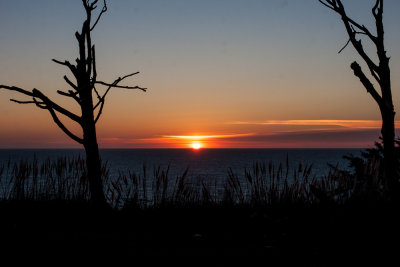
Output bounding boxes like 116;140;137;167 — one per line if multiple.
0;147;370;150
1;1;400;149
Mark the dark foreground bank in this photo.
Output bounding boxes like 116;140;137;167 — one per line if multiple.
1;200;399;266
1;147;399;266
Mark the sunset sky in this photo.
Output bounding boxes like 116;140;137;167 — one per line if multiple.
0;0;400;148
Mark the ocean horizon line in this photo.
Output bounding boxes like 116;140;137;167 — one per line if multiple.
0;147;368;150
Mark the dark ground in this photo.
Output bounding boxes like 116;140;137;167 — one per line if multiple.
1;201;399;266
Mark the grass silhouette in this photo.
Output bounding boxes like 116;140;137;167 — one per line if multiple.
0;154;399;266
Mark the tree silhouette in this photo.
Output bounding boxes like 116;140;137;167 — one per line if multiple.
0;0;146;207
319;0;398;196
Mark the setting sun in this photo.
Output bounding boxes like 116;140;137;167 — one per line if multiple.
191;142;201;150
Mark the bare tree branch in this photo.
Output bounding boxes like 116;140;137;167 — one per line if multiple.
96;72;146;92
32;97;48;109
318;0;336;11
344;25;379;75
350;61;382;105
32;89;82;123
344;18;377;43
10;97;49;110
95;81;147;91
57;90;72;97
63;75;78;91
93;85;101;99
0;85;35;97
93;95;104;110
92;72;146;123
0;85;81;124
90;45;97;89
93;84;104;123
47;107;84;144
82;0;91;10
90;0;107;31
320;1;377;41
338;38;351;54
10;99;37;105
93;72;145;110
94;99;105;124
1;85;83;143
372;0;381;18
57;90;81;104
321;0;382;85
89;0;99;9
52;59;78;76
373;0;388;77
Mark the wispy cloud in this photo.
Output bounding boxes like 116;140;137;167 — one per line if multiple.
98;120;400;148
98;130;383;148
99;133;255;148
228;120;400;129
162;133;254;140
222;128;386;148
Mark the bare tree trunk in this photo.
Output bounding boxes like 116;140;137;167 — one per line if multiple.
81;82;107;206
378;47;398;197
381;106;397;194
84;137;106;206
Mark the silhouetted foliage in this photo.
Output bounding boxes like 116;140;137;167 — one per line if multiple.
0;0;146;207
336;138;400;203
0;155;372;208
319;0;398;198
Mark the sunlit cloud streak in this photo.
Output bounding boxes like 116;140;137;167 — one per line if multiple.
228;120;400;129
97;120;400;148
162;133;254;140
100;133;255;148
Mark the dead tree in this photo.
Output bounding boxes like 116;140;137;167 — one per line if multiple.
0;0;146;206
319;0;398;197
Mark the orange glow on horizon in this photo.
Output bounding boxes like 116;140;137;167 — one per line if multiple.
89;120;400;149
99;133;255;148
163;133;255;149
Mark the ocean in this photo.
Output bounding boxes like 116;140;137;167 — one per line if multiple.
0;148;362;180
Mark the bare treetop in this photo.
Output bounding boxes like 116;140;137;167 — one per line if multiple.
1;0;147;206
319;0;398;197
